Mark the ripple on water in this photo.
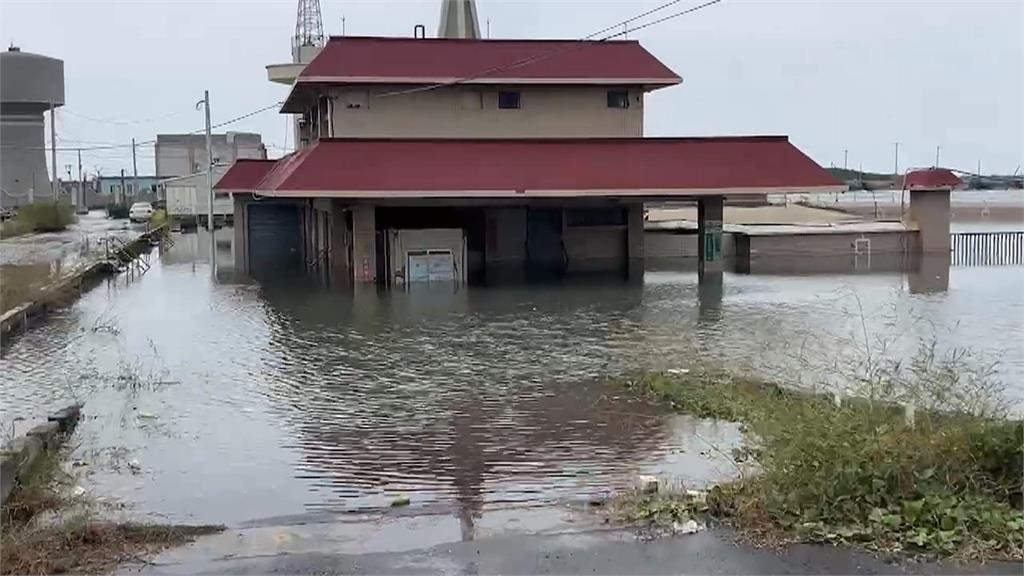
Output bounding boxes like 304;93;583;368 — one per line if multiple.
0;232;1021;525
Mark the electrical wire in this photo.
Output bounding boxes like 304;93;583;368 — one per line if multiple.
1;101;283;152
375;0;722;99
62;108;188;126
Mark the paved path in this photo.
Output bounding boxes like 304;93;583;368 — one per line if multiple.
118;505;1020;575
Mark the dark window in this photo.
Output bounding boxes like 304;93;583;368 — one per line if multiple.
607;90;630;109
498;91;521;109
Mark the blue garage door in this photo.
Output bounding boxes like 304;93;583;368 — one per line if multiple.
247;203;302;277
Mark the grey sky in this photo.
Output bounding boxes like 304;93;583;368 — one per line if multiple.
1;0;1021;177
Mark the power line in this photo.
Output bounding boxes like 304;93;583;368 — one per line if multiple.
376;0;722;99
1;101;282;152
62;108;188;126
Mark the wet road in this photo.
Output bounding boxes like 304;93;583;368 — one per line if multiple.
0;229;1022;529
122;510;1021;576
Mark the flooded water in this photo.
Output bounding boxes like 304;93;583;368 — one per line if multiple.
0;211;145;310
1;229;1022;527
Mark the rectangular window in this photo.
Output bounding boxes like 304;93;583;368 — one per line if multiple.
607;90;630;109
498;91;521;110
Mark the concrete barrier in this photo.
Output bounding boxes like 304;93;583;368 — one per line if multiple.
0;226;167;345
0;403;83;504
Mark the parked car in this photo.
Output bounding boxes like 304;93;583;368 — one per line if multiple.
128;202;154;223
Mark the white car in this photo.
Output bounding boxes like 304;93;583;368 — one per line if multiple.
128;202;154;223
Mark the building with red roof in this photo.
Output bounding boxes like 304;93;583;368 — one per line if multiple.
220;2;843;284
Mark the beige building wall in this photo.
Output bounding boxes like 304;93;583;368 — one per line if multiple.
328;85;644;138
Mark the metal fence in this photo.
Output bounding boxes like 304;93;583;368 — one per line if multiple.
951;231;1024;266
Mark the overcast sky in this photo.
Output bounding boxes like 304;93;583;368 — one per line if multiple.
1;0;1021;177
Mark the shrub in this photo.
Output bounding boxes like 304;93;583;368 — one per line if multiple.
621;368;1024;560
107;203;129;219
0;203;75;237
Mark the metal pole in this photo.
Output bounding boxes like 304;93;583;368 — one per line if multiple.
50;101;58;202
844;148;848;170
204;90;214;233
132;138;139;201
119;169;125;206
204;90;216;278
77;149;83;211
893;142;899;176
935;145;940;168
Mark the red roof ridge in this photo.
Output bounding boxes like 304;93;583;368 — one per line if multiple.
325;36;642;45
314;136;791;144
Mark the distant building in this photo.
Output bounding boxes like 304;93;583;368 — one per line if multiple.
154;132;267;178
95;175;164;205
163;165;233;226
0;46;64;207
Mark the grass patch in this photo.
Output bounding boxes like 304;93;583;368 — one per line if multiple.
106;204;129;220
149;209;168;228
617;369;1024;561
0;203;75;238
1;449;223;574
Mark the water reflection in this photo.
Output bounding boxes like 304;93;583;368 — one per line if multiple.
0;229;1021;527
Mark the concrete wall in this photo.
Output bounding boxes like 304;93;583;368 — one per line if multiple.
485;208;528;263
155;133;266;178
908;190;951;253
645;232;737;259
328;85;644;138
742;231;911;257
563;227;625;272
352;204;376;283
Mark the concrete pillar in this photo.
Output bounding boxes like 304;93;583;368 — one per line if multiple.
698;196;724;272
233;194;249;274
352;204;376;283
626;203;645;279
908;189;951;254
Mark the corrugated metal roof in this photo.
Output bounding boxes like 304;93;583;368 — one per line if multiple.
229;137;842;199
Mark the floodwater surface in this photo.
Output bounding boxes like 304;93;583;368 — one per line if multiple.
1;229;1021;527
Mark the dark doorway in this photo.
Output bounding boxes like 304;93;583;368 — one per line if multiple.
526;208;564;278
248;203;302;278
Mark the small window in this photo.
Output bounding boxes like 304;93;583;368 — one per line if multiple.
607;90;630;109
498;91;521;110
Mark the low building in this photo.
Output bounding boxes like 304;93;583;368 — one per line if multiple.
218;6;843;285
155;132;267;178
95;175;164;205
163;166;233;226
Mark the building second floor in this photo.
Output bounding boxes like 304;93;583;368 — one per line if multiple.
155;132;267;178
281;36;681;145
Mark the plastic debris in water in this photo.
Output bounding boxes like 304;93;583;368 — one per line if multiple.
672;519;704;535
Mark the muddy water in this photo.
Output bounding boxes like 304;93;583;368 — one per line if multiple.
1;229;1021;526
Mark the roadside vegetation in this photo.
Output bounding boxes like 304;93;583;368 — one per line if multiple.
1;448;222;574
106;203;129;220
613;363;1023;561
0;203;76;239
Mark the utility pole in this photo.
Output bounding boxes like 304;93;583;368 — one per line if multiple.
50;101;57;202
935;145;941;168
843;148;848;171
893;142;899;176
131;138;139;201
118;169;125;206
203;90;214;233
77;149;83;211
977;159;981;176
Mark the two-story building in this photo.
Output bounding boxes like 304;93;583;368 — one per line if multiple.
219;14;840;285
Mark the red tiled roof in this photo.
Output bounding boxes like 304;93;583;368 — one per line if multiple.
238;137;842;198
903;168;962;190
298;36;681;86
214;159;278;192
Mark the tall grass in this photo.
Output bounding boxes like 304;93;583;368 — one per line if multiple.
620;360;1023;560
0;203;75;238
